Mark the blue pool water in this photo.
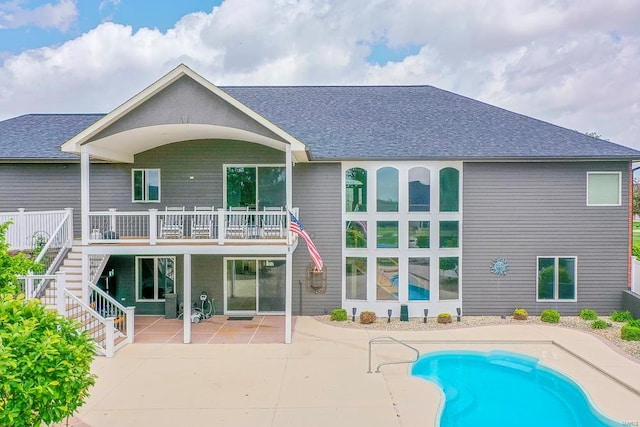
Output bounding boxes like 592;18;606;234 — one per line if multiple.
411;350;625;427
389;275;430;300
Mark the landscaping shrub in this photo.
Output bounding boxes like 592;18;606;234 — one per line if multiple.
437;313;453;324
591;319;611;329
513;308;528;320
359;311;377;324
627;319;640;328
579;308;598;321
610;310;634;322
540;309;560;323
330;308;348;321
633;244;640;260
621;324;640;341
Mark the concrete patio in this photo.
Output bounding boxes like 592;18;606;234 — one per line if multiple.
77;317;640;426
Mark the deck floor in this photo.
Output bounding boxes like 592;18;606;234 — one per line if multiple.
133;315;294;344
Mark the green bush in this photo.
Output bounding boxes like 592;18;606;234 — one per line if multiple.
621;324;640;341
513;308;528;320
330;308;348;321
591;319;611;329
437;313;453;324
359;311;377;324
633;244;640;260
610;310;633;322
540;309;560;323
579;308;598;321
627;319;640;328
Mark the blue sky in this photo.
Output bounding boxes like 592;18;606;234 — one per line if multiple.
0;0;222;55
0;0;639;150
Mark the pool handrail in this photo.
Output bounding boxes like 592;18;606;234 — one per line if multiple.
368;336;421;373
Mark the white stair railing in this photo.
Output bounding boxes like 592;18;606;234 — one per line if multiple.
88;282;135;346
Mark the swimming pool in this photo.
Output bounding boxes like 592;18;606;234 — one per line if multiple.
411;350;625;427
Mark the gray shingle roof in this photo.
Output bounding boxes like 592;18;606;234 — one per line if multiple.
224;86;640;160
0;114;103;160
1;86;638;161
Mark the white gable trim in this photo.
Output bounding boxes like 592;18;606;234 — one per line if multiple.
60;64;309;162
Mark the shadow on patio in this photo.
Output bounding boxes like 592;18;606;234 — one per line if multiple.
133;315;295;344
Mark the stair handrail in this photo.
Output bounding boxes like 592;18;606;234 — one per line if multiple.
62;288;114;357
32;208;74;297
87;281;135;344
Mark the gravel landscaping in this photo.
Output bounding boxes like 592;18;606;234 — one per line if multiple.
316;314;640;361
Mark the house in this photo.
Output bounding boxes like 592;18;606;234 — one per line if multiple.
1;64;638;348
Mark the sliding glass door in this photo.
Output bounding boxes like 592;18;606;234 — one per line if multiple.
226;166;286;210
225;258;286;314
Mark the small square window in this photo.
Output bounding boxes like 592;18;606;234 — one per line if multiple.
587;172;620;206
133;169;160;202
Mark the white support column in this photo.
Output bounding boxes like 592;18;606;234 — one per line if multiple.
149;209;158;245
55;272;66;314
80;147;90;246
285;144;294;344
64;208;74;246
285;250;293;344
81;252;90;304
183;253;192;344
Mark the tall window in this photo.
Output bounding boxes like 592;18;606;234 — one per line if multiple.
439;257;459;300
587;172;621;206
537;257;576;300
376;257;399;301
226;166;285;209
346;221;367;248
409;167;430;211
377;167;399;212
377;221;399;248
439;221;459;248
346;167;367;212
345;257;367;300
408;257;430;300
132;169;160;202
136;256;175;301
409;221;430;248
439;168;459;212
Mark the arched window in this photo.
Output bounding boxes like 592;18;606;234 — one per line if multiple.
439;168;459;212
409;167;430;212
345;168;367;212
376;167;399;212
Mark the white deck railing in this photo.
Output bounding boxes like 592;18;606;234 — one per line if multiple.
0;208;72;251
88;208;298;245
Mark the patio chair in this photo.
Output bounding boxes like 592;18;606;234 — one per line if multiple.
261;206;284;239
226;206;249;239
160;206;185;239
190;206;215;238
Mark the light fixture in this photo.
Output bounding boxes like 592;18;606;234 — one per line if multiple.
456;307;461;322
423;308;429;324
352;307;357;322
387;309;392;323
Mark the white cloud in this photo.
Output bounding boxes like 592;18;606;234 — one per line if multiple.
0;0;77;31
0;0;639;149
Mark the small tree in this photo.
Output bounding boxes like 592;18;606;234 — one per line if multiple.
0;221;96;427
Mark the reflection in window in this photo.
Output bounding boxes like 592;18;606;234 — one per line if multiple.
537;257;576;300
377;221;398;248
377;167;399;212
132;169;160;202
408;221;430;248
226;167;256;208
439;221;459;248
227;166;286;209
136;256;175;301
587;172;621;206
376;257;399;301
346;168;367;212
409;257;430;300
346;221;367;248
439;168;459;212
439;257;459;300
346;257;367;300
409;167;430;211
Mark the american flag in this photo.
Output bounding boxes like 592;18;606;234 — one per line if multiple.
289;211;324;272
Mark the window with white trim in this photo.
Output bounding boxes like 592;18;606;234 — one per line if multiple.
537;256;576;301
587;172;621;206
136;256;175;301
132;169;160;202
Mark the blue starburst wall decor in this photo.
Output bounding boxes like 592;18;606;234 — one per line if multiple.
491;258;509;276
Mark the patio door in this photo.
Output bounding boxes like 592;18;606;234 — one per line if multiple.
225;258;285;314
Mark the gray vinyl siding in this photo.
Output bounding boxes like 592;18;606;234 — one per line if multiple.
462;161;630;316
292;162;342;315
90;76;284;143
0;163;82;233
90;140;284;210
